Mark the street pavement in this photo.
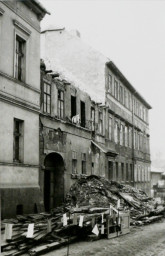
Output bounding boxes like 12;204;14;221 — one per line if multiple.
43;219;165;256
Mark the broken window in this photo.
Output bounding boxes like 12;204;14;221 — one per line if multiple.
71;95;76;118
43;83;51;114
58;90;64;119
72;151;77;174
15;35;26;82
13;118;24;162
81;153;86;174
80;101;85;128
91;107;95;131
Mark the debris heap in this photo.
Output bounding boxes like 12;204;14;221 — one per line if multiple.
1;175;164;256
64;175;164;224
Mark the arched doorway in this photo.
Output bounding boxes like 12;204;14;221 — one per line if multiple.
44;152;64;212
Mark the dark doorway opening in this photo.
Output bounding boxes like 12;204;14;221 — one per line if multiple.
80;101;85;128
71;95;76;118
44;152;64;212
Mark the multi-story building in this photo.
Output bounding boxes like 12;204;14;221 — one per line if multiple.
0;0;48;218
40;28;152;204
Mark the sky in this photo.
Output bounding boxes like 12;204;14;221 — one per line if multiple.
40;0;165;165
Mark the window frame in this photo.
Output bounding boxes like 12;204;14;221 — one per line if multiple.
43;82;51;114
13;118;24;163
58;90;64;119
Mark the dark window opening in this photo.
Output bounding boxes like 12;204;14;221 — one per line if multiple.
81;153;86;174
121;163;124;181
126;163;129;181
108;161;113;180
80;101;85;128
15;35;25;82
116;162;118;181
13;118;24;162
16;204;23;215
71;96;76;118
130;164;133;181
58;90;64;118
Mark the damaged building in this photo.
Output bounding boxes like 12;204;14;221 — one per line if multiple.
0;0;49;218
40;27;152;211
40;56;151;211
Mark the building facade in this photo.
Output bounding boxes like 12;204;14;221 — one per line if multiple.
40;57;151;211
0;0;48;218
40;28;152;208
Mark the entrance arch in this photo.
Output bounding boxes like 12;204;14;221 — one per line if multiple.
44;152;64;212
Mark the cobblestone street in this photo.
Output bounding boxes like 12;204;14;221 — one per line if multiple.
43;219;165;256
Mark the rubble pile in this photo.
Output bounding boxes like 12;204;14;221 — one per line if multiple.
1;175;165;256
65;175;164;224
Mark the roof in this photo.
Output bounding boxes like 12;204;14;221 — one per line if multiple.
41;25;65;34
91;140;118;157
151;166;164;173
106;61;152;109
23;0;50;18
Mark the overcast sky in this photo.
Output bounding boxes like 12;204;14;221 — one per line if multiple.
40;0;165;163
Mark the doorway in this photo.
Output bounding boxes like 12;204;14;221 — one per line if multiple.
44;152;64;212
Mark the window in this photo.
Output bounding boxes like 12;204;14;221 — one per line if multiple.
13;118;24;162
71;96;76;118
108;115;112;140
43;83;51;114
80;101;86;128
119;86;123;104
108;161;113;180
81;153;86;174
15;35;26;81
125;126;128;147
91;107;95;131
121;163;124;181
126;163;129;181
108;74;112;93
91;162;94;174
129;127;132;148
72;151;77;174
130;164;133;181
116;162;119;181
114;79;119;99
58;90;64;118
98;111;103;134
125;89;128;108
114;121;118;143
120;124;124;146
134;130;137;149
